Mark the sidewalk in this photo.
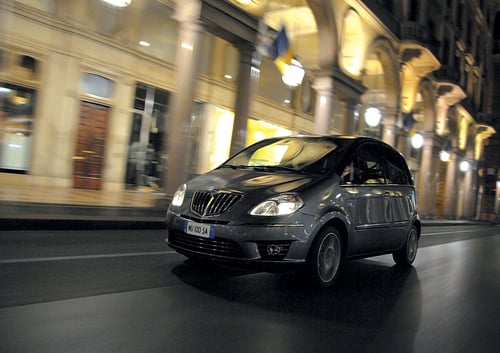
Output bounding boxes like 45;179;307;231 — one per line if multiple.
0;179;170;230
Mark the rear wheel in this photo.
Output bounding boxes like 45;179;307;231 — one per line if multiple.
393;225;418;265
307;226;343;287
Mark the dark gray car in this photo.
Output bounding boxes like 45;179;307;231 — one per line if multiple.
166;135;420;287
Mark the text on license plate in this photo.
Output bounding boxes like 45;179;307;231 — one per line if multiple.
184;221;214;239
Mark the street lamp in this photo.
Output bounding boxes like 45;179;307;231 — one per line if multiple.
281;58;305;88
364;107;381;127
411;133;424;149
460;160;470;172
439;150;450;162
102;0;131;6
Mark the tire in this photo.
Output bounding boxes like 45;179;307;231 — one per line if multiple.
393;225;419;266
307;226;343;287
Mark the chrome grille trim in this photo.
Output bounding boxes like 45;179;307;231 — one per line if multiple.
191;190;242;216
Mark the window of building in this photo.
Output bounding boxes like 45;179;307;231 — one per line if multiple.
409;0;419;21
80;73;114;98
0;83;36;173
246;118;291;146
190;105;293;175
14;55;39;81
126;82;169;189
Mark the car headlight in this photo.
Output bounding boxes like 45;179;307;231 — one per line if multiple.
250;194;304;216
171;184;186;207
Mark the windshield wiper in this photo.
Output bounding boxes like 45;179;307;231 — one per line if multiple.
221;164;251;169
252;165;304;173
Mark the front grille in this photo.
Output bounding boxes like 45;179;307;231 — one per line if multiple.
169;231;243;258
190;190;242;217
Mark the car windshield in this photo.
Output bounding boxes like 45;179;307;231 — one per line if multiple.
222;137;343;173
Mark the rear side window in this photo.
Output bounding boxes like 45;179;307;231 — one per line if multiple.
341;142;386;184
380;145;412;185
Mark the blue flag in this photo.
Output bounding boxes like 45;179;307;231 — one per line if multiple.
268;26;291;63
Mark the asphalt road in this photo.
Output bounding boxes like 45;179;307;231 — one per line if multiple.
0;224;499;353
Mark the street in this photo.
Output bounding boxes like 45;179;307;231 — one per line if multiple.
0;224;499;353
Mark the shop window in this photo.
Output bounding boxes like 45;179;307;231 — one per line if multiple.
126;82;169;189
184;104;294;176
0;83;36;173
246;119;291;146
80;73;114;98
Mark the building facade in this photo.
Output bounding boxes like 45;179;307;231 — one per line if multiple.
0;0;498;220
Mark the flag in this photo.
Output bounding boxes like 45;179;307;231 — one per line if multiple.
268;26;293;75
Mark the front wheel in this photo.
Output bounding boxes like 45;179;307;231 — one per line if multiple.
307;226;343;287
392;225;419;266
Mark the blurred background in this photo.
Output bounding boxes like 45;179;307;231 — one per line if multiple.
0;0;499;221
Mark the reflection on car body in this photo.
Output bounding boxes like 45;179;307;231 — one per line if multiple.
166;135;420;287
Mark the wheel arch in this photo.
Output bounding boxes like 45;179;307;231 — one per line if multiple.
309;217;349;258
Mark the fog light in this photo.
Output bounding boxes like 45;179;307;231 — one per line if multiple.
267;245;282;256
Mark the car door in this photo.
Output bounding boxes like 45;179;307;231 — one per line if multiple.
379;144;416;247
340;141;393;255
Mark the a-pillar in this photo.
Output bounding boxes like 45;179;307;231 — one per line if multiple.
164;0;203;196
313;72;334;134
443;149;458;218
417;133;435;217
229;43;258;157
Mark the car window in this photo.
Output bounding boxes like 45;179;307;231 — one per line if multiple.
225;137;339;171
341;142;386;184
380;145;411;185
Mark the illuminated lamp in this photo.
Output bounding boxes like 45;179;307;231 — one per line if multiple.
439;150;450;162
364;107;381;127
411;133;424;149
282;59;305;88
102;0;131;7
460;160;469;172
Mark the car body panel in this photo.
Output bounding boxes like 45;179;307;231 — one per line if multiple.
166;135;420;270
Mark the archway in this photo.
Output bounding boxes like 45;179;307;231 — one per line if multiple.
360;37;401;145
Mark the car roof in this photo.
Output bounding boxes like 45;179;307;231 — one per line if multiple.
269;134;385;146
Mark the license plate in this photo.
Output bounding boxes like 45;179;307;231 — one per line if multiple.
184;221;214;239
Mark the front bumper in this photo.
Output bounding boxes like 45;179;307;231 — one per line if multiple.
166;212;315;266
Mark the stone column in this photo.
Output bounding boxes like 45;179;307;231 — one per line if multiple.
164;0;203;196
443;149;458;218
342;98;360;135
313;73;334;134
381;107;399;147
229;43;258;157
417;133;435;217
461;152;476;219
397;129;411;157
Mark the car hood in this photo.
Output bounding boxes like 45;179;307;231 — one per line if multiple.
186;168;315;199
